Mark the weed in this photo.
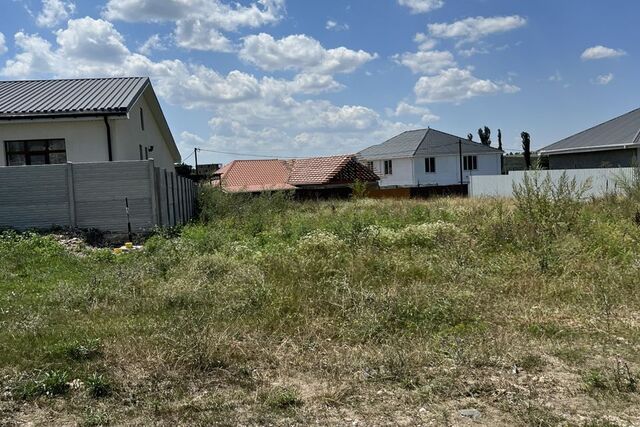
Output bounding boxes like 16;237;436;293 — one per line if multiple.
262;386;303;410
86;373;112;398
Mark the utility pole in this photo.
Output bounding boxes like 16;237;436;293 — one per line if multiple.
458;139;464;186
194;147;199;177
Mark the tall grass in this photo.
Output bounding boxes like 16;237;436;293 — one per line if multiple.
1;187;639;425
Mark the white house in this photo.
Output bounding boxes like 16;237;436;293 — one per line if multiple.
358;128;503;188
0;77;180;171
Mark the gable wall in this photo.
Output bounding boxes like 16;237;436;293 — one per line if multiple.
111;92;177;172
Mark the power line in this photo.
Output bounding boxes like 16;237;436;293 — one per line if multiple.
181;150;196;162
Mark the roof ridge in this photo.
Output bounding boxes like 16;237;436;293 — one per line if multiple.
0;76;148;84
413;128;431;156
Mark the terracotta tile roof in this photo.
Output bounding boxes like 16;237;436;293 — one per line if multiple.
290;155;378;185
213;160;296;193
214;155;379;193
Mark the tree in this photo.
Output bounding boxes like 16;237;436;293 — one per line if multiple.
467;133;474;141
497;129;503;151
521;132;532;170
478;126;492;146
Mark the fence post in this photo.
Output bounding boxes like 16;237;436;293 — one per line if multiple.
66;162;77;228
148;160;159;228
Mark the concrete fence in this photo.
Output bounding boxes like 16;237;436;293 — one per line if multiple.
0;160;196;232
469;167;635;198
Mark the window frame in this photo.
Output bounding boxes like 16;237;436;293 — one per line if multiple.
463;155;478;171
383;159;393;175
140;107;145;131
425;157;436;173
4;139;67;166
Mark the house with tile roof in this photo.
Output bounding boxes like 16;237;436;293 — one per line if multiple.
0;77;180;171
212;155;379;195
358;128;503;189
539;108;640;169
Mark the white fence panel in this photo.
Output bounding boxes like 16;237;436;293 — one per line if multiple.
469;167;634;198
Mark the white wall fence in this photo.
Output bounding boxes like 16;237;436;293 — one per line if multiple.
0;160;196;233
469;167;635;198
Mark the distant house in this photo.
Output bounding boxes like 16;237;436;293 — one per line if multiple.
0;77;180;171
358;128;503;189
539;108;640;169
213;155;379;197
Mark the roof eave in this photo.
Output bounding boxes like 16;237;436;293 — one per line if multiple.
539;142;640;155
0;111;128;121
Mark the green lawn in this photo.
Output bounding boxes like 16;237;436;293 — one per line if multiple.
1;188;639;426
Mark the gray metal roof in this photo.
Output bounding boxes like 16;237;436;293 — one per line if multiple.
540;108;640;154
358;128;503;160
0;77;149;119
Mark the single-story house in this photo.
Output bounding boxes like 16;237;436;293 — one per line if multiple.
213;155;379;197
0;77;180;171
539;107;640;169
357;128;503;189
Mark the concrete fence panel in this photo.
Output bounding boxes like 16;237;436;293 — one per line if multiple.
0;164;71;229
0;160;197;233
469;167;635;198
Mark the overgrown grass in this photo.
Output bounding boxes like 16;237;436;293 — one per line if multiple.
1;188;640;425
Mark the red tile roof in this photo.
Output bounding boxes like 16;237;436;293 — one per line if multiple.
213;160;296;193
214;155;378;193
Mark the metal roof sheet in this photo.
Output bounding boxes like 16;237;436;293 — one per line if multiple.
540;108;640;154
0;77;149;119
358;128;503;160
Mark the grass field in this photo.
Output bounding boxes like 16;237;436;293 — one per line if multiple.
1;184;640;426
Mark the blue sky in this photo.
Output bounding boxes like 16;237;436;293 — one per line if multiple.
0;0;637;165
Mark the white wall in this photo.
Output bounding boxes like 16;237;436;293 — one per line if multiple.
111;92;177;172
365;153;501;188
368;158;415;187
0;118;108;166
469;167;633;198
415;153;501;187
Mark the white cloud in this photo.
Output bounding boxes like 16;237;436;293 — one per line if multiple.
174;19;233;52
1;17;411;158
239;33;376;74
428;15;527;43
326;20;349;31
393;50;456;74
398;0;444;14
37;0;75;27
581;45;627;60
414;68;520;103
0;33;7;55
387;102;439;123
414;33;437;51
138;34;167;55
103;0;285;52
548;71;563;82
593;73;614;85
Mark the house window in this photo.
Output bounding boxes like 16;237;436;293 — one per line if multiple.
140;108;145;131
5;139;67;166
463;155;478;171
384;160;393;175
425;157;436;173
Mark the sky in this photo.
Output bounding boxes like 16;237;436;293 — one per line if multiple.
0;0;637;166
